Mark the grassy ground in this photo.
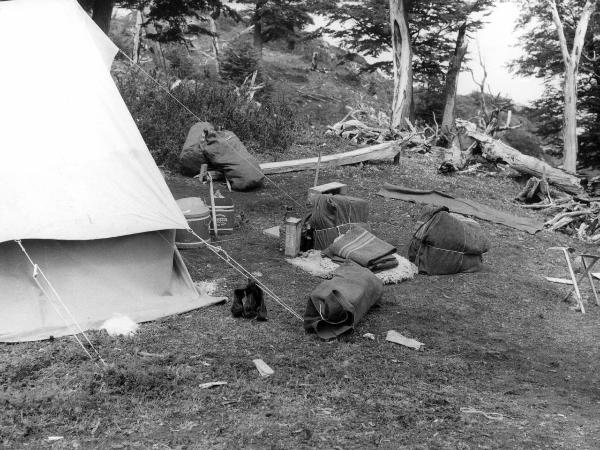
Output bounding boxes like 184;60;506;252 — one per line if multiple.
2;150;600;449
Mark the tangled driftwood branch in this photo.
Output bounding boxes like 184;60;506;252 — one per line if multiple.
327;107;431;148
539;200;600;242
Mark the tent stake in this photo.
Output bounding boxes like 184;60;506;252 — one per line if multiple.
313;150;322;187
208;173;219;239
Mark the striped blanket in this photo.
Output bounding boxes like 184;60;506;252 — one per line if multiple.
324;225;397;271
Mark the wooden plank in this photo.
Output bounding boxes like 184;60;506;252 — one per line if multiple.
252;359;274;377
259;142;401;175
199;381;227;389
308;182;348;202
386;330;424;350
545;276;574;285
309;181;348;195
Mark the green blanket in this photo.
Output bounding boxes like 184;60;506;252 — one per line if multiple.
377;184;543;234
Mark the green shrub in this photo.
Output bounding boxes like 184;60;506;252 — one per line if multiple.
115;69;298;169
501;128;543;158
219;38;262;85
163;45;202;80
338;67;362;87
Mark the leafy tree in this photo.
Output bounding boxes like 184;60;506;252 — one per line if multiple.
78;0;115;34
440;0;494;134
315;0;493;128
219;38;261;83
78;0;234;38
230;1;313;55
513;0;599;170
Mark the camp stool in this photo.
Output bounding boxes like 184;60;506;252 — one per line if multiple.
545;247;600;314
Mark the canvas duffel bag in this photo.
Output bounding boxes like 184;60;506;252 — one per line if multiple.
203;130;264;191
179;121;215;171
408;207;490;275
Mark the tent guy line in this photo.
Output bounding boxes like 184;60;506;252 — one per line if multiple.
15;240;108;368
1;0;222;344
185;229;304;321
118;49;307;211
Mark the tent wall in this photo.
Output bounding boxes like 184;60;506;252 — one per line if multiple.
0;0;188;242
0;231;219;342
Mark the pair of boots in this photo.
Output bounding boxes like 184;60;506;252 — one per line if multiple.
231;279;267;321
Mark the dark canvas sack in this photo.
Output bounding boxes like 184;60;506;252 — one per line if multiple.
309;194;369;250
179;122;215;171
203;131;264;191
408;207;490;275
304;263;383;339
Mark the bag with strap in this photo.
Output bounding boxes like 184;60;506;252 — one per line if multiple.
203;130;264;191
309;194;369;250
408;206;490;275
179;122;215;171
304;263;383;340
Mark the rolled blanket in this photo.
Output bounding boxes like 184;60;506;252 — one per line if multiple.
304;263;383;340
323;225;397;271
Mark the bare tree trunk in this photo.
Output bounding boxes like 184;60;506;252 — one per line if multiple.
209;18;220;59
91;0;114;35
441;22;468;135
203;16;221;75
253;1;266;56
563;69;579;172
253;21;263;55
390;0;413;130
132;9;143;64
547;0;597;173
470;44;489;127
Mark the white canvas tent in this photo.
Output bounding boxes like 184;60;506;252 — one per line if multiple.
0;0;220;342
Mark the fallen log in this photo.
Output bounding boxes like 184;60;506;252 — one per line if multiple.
259;141;402;175
439;136;475;173
466;130;583;195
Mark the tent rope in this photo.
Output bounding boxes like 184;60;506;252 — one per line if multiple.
118;50;306;211
185;229;303;321
14;240;108;368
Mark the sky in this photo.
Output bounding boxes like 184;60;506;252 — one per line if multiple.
457;2;545;105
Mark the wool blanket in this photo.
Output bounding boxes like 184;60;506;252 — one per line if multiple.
323;225;397;271
286;251;417;284
377;184;543;234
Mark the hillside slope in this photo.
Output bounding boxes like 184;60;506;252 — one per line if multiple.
110;12;548;162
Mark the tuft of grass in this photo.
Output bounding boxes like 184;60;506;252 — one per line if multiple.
101;363;194;399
